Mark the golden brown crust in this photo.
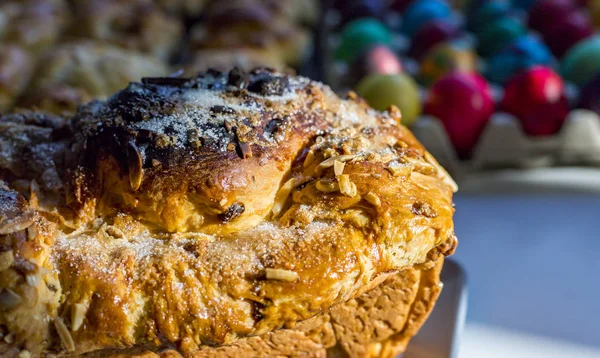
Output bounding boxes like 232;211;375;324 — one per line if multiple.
0;183;62;358
78;259;443;358
0;69;457;357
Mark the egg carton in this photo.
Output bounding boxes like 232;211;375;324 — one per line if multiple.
411;109;600;181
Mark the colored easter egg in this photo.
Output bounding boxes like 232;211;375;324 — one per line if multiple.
424;72;494;157
528;0;577;34
560;36;600;86
409;19;461;59
391;0;416;12
476;17;527;57
485;35;554;84
356;73;422;126
468;0;512;32
402;0;452;36
512;0;537;10
543;10;594;58
349;45;403;80
420;41;478;86
502;66;569;135
335;18;392;63
588;0;600;27
578;73;600;115
339;0;388;24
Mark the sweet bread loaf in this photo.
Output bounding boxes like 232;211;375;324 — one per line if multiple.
0;45;35;113
67;0;184;61
17;41;169;115
192;0;311;67
0;0;69;55
0;68;457;357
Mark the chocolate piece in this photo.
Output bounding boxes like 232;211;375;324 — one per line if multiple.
248;74;289;96
219;203;245;223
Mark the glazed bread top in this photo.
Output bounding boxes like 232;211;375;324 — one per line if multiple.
0;68;457;356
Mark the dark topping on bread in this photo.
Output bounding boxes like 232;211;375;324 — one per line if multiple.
219;203;245;223
228;67;249;89
141;77;190;87
210;105;236;115
411;202;438;218
247;73;289;96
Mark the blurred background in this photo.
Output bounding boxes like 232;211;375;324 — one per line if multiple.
1;0;600;356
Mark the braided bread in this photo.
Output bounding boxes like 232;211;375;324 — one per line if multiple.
0;68;457;357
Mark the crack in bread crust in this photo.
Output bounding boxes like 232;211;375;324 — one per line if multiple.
0;69;457;357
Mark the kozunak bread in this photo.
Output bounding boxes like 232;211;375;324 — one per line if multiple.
0;68;457;357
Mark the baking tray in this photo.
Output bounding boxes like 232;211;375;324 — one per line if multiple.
401;259;468;358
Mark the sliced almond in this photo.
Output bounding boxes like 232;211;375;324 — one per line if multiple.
54;317;75;352
127;141;143;191
424;152;458;193
0;214;34;235
364;192;381;207
71;303;87;332
26;273;40;287
272;178;294;217
26;224;37;241
344;209;370;228
386;161;409;177
266;268;299;282
316;179;339;193
338;174;357;197
303;150;316;168
333;160;345;176
316;155;356;175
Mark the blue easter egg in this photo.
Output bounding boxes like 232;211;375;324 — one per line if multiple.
485;35;554;84
402;0;452;36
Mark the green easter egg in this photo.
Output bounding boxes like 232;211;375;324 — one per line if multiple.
356;73;422;126
477;17;526;57
561;36;600;86
335;18;392;63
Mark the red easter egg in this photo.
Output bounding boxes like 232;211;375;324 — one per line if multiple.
409;20;461;59
502;66;569;136
543;10;594;57
424;72;495;157
528;0;577;35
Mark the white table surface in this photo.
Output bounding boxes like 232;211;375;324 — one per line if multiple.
460;323;600;358
452;193;600;352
